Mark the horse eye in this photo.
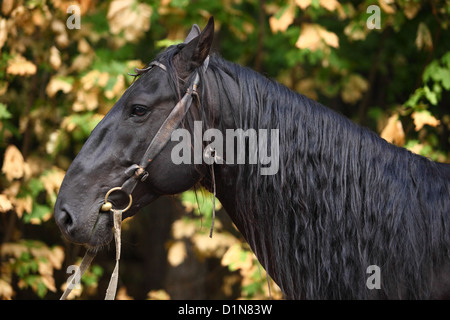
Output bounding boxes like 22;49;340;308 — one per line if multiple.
131;105;148;117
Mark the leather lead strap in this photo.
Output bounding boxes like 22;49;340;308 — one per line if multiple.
104;209;122;300
60;249;97;300
60;209;123;300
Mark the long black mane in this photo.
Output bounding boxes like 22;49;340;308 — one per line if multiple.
150;46;450;299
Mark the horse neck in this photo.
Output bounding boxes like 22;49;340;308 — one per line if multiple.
199;59;450;299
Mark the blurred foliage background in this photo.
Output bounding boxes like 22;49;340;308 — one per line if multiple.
0;0;449;300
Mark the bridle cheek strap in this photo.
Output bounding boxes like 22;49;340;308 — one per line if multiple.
121;70;201;195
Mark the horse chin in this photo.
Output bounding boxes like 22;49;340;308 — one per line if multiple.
85;205;140;250
80;210;114;250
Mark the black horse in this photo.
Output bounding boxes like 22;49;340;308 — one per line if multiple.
55;18;450;299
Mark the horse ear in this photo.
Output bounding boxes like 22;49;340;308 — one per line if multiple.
176;17;214;75
184;24;201;44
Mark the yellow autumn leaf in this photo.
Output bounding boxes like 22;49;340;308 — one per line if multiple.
341;74;369;104
0;194;13;213
31;6;51;28
0;278;13;300
295;0;311;10
30;243;64;271
415;22;433;51
38;259;53;277
412;110;440;131
380;114;405;146
40;168;66;197
2;0;14;15
172;219;196;239
107;0;152;42
49;46;61;70
3;181;20;197
1;145;31;181
319;0;341;12
344;21;368;41
40;274;57;292
13;195;33;218
52;0;92;14
0;278;14;300
0;242;28;258
378;0;396;14
167;240;187;267
104;74;125;99
269;4;295;33
403;1;421;20
72;88;99;112
318;27;339;48
192;233;236;258
46;77;73;98
221;243;253;272
116;287;133;300
51;20;69;48
107;0;134;23
241;263;260;284
70;53;94;72
0;18;7;51
60;281;82;300
77;38;92;54
296;23;339;51
147;289;170;300
80;70;100;91
97;72;109;88
6;55;37;76
48;246;65;270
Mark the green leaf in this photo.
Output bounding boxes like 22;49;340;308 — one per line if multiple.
436;68;450;90
91;265;104;277
0;103;12;119
27;178;45;198
422;60;439;83
170;0;189;9
311;0;320;9
82;264;103;286
23;203;51;224
156;39;182;49
404;139;419;150
180;189;221;219
242;282;261;297
441;52;450;69
36;280;47;298
423;86;438;105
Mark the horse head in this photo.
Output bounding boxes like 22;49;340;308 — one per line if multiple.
54;18;215;248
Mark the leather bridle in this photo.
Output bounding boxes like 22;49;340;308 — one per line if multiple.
100;57;209;212
60;57;210;300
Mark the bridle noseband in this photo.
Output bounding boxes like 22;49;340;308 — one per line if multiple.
100;57;209;212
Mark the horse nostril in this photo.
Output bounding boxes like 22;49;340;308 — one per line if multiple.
61;209;73;228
